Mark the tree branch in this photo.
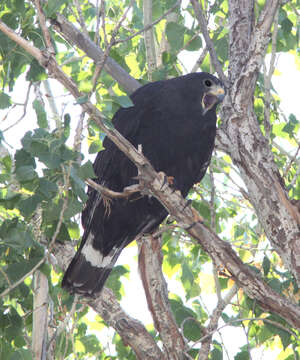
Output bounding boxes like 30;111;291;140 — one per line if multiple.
220;0;300;285
32;271;49;360
190;0;228;86
51;14;140;94
34;0;55;55
143;0;157;80
138;235;187;359
198;284;238;359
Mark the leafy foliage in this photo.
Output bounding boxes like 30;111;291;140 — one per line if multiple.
0;0;299;359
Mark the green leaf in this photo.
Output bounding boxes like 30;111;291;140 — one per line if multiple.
33;99;48;128
44;0;68;17
75;95;89;104
262;256;271;276
18;195;42;218
0;92;12;109
282;114;298;138
5;257;42;283
70;165;88;201
277;328;291;349
281;18;293;35
169;298;197;326
15;165;37;182
63;114;71;140
37;178;58;200
106;265;129;300
67;221;80;240
184;34;202;51
88;140;102;154
182;318;202;341
112;95;133;108
265;319;291;349
166;22;185;52
211;340;223;360
215;36;228;61
267;278;282;294
26;59;47;82
13;336;26;348
63;195;83;220
235;351;250;360
9;349;32;360
77;161;96;180
3;308;23;341
14;149;36;169
81;334;101;353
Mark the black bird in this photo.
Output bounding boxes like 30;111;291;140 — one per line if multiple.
62;72;225;296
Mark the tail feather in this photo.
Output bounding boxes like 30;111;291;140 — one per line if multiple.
62;234;125;297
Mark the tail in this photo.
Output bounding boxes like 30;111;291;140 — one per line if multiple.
62;233;125;297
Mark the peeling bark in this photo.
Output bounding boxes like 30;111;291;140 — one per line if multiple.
138;236;187;359
219;0;300;285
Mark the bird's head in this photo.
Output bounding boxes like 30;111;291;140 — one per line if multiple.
201;76;225;115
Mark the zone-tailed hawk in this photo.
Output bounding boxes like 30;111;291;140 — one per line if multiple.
62;72;225;296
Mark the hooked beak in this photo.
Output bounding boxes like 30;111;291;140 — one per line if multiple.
202;85;225;115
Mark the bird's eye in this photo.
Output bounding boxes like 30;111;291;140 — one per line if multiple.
204;79;212;87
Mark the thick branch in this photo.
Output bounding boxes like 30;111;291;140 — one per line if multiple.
32;271;49;360
221;0;300;285
51;14;140;94
138;235;187;359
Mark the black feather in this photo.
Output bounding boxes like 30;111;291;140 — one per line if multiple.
62;72;225;296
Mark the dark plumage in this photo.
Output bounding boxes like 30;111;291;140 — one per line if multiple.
62;72;225;296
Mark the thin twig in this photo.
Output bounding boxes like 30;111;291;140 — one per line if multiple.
283;143;300;179
143;0;157;80
47;295;80;350
34;0;55;54
115;0;182;45
191;46;208;72
74;0;89;36
91;0;135;93
2;82;32;132
190;0;228;86
195;315;298;347
94;0;101;46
